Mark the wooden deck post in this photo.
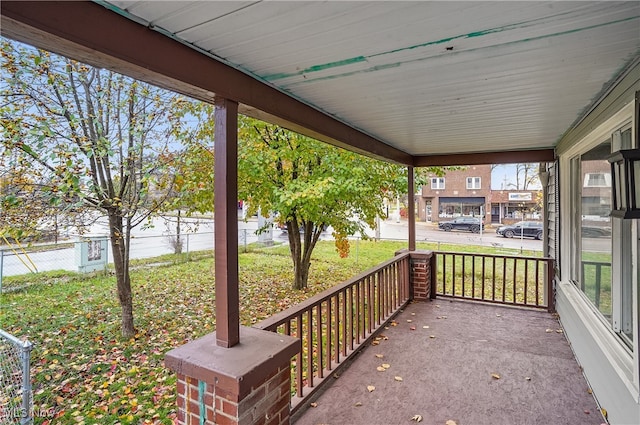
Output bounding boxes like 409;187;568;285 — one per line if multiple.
214;97;240;348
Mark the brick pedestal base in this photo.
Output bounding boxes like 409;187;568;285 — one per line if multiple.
165;326;300;425
396;250;436;301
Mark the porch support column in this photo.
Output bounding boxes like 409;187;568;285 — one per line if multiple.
214;97;239;348
408;166;416;251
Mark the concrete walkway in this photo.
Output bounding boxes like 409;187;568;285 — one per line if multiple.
294;299;604;425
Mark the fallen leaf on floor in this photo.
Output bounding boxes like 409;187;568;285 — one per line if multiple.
407;319;413;323
385;326;390;330
491;373;501;379
496;314;502;317
410;414;423;422
410;325;416;330
382;363;391;369
310;402;318;408
354;402;362;407
601;408;607;419
445;420;457;425
556;329;563;333
587;389;592;394
436;305;440;308
367;385;375;392
584;410;590;414
377;366;386;372
372;341;380;346
394;376;403;381
411;312;416;316
525;377;531;381
375;354;384;359
423;325;429;329
429;335;436;339
391;321;398;327
333;374;340;379
545;329;554;333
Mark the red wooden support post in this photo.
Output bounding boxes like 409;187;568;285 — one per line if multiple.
214;97;240;348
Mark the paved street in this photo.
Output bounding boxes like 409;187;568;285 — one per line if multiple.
1;216;546;278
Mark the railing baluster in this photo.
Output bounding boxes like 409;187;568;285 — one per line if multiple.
296;314;303;397
317;303;323;378
367;276;373;334
535;259;540;306
326;297;332;371
502;257;507;302
342;290;347;357
350;285;356;349
471;254;476;299
481;256;486;301
374;270;384;325
452;254;456;296
492;256;496;301
524;259;529;305
461;254;466;297
306;308;313;388
512;257;517;305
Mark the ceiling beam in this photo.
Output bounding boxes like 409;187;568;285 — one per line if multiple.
414;149;556;167
0;1;412;165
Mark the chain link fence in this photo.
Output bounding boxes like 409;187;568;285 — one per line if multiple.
0;329;32;425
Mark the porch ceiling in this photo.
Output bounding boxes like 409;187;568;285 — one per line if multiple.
1;1;639;165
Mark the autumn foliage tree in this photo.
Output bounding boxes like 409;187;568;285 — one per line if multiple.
238;118;406;290
1;39;181;337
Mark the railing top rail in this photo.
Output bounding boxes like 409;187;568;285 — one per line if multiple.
581;260;612;266
254;252;410;330
0;328;32;349
435;251;551;262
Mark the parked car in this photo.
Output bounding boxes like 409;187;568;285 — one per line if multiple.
438;217;484;233
496;221;543;239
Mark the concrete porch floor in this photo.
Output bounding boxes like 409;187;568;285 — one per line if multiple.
294;299;604;425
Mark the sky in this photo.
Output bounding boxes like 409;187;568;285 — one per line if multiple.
491;164;542;190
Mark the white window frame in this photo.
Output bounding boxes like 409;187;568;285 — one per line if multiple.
583;172;612;188
431;177;445;190
559;101;638;399
466;177;481;189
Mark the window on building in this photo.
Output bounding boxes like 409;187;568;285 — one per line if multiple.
431;177;445;190
569;124;633;347
583;172;611;187
466;177;481;189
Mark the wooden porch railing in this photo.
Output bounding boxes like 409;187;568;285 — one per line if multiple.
435;251;555;311
254;252;411;414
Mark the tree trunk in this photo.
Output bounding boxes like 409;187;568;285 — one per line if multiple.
288;220;323;290
108;211;135;338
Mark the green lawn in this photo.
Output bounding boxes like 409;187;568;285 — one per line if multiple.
0;240;541;424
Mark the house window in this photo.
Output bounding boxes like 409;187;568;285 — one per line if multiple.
431;177;445;190
583;172;611;187
569;125;633;347
466;177;481;189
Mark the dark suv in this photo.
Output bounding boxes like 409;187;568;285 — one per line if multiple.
496;221;543;239
438;217;484;233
